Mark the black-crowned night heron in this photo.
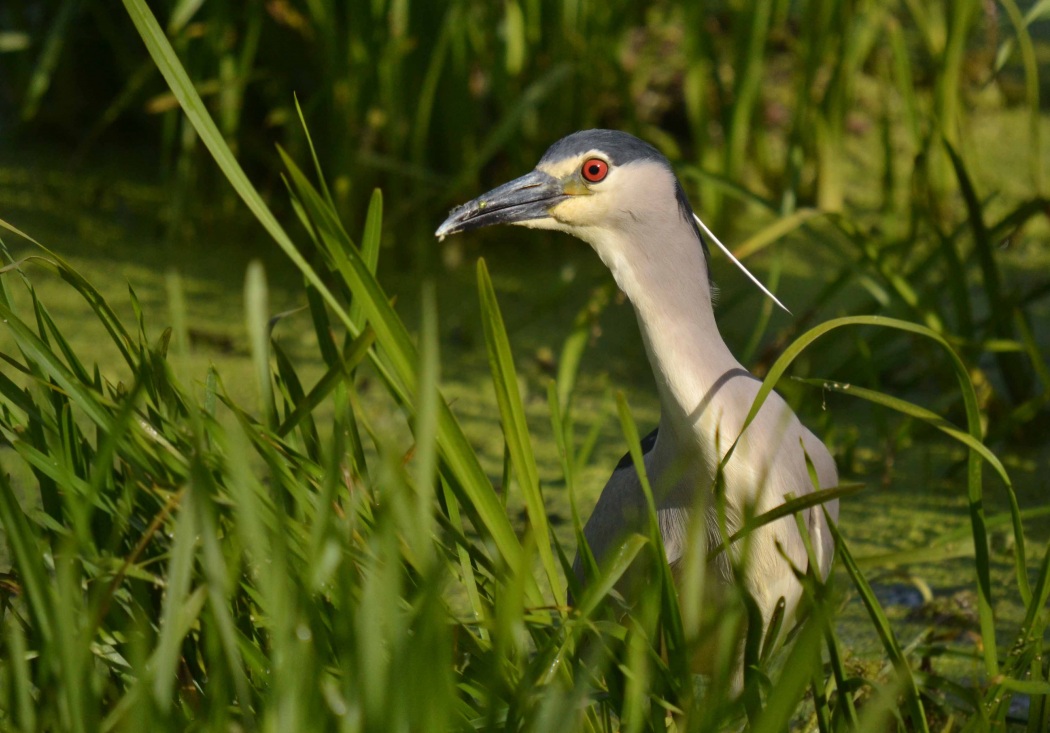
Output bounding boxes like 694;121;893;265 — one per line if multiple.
435;130;838;674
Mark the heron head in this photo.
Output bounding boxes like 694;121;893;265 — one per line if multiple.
435;130;705;252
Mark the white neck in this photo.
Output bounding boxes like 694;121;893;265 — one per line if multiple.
580;215;748;478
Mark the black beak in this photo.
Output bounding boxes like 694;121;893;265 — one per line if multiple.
435;169;567;239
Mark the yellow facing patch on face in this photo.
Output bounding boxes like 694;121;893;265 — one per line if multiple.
537;149;614;181
536;154;590;180
535;150;610;202
560;178;591;196
546;184;619;227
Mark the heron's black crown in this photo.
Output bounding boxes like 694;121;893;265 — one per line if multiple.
539;130;669;169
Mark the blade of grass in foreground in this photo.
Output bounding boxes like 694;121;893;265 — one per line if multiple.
797;375;1030;605
245;262;274;428
826;510;929;733
121;0;533;595
706;483;862;560
187;451;255;729
150;491;199;710
615;394;690;698
0;466;56;648
0;298;164;475
0;250;138;371
749;615;824;733
411;283;441;567
721;314;1004;678
794;379;1010;487
279;149;538;599
4;611;36;731
477;258;560;601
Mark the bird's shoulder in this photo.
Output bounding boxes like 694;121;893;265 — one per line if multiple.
613;426;659;470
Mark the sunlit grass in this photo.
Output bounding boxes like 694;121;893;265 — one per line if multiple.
0;0;1048;730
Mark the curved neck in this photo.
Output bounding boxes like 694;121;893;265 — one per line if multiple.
586;217;745;456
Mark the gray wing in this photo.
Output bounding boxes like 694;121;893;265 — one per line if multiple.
570;428;659;597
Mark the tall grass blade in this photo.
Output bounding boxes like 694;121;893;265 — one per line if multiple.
732;209;823;260
19;0;79;121
4;612;36;731
150;493;198;709
722;314;1003;676
614;394;689;693
795;379;1010;487
998;0;1044;194
412;283;441;566
477;258;560;600
707;484;862;560
0;465;56;647
275;327;375;439
750;616;824;733
944;140;1031;404
799;375;1029;604
826;511;929;732
350;189;384;329
245;261;274;427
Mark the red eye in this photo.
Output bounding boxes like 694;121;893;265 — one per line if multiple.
581;158;609;183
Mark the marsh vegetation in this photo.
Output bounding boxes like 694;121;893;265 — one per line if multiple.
0;0;1048;729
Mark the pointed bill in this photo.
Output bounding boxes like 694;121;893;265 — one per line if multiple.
435;170;567;240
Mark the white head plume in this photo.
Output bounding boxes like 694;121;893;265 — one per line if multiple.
693;213;790;314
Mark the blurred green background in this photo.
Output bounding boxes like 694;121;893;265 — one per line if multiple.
1;0;1050;728
3;0;1048;519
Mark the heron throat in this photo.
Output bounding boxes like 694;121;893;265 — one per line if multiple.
585;214;749;478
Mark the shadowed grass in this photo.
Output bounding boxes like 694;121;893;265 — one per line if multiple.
0;0;1048;730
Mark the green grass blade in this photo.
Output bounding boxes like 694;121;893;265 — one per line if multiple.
190;475;255;728
732;208;823;260
944;140;1031;404
412;283;441;566
4;612;37;731
801;374;1029;604
614;393;689;690
120;0;358;365
826;510;929;732
19;0;78;121
150;493;199;709
794;378;1010;487
1;252;136;369
0;300;118;436
477;258;560;600
244;261;274;427
750;616;825;733
349;189;383;328
546;381;592;594
441;478;488;642
292;94;336;208
0;464;56;647
572;533;648;620
723;314;1002;676
724;0;773;187
707;483;863;560
275;327;375;439
271;339;320;460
